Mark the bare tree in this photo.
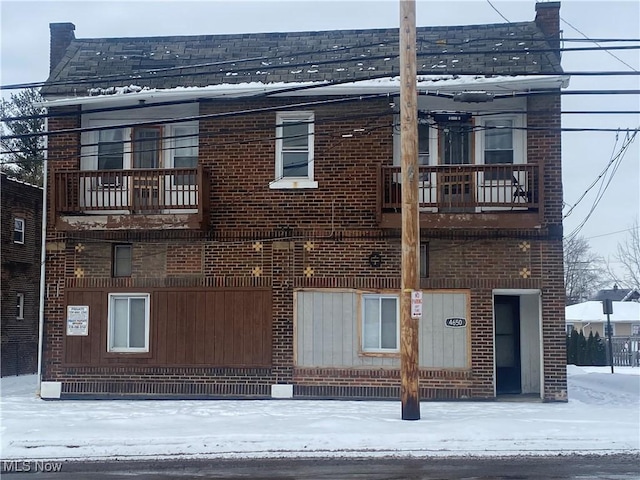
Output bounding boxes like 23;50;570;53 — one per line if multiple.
611;220;640;290
564;236;610;305
0;89;45;186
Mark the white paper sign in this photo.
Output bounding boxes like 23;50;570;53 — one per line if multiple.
66;305;89;336
411;291;422;319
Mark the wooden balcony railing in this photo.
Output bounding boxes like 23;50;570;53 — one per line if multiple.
53;166;208;217
378;164;542;228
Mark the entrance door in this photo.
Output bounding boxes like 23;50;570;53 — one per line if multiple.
132;127;162;212
495;295;521;394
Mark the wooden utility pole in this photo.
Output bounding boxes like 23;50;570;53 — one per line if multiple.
399;0;420;421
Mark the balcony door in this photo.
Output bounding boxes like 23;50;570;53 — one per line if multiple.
438;118;474;212
132;127;162;212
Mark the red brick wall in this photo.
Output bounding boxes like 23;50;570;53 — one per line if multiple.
42;96;566;400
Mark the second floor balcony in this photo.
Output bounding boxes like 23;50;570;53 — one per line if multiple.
52;166;209;230
377;164;543;229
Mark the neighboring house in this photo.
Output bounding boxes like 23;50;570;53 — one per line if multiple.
1;173;43;376
590;285;640;303
566;301;640;338
39;2;568;400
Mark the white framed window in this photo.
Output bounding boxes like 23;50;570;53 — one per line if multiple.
107;293;150;352
478;115;526;167
85;120;199;175
13;218;25;244
16;293;25;320
271;111;317;189
362;294;399;352
566;323;574;335
170;124;198;186
392;113;526;168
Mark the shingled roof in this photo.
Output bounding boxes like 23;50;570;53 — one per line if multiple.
42;14;563;98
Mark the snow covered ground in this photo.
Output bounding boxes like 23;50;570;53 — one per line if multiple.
1;366;638;461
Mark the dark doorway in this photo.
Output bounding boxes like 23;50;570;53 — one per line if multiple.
494;295;521;394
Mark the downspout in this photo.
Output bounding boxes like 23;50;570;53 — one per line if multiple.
36;113;48;397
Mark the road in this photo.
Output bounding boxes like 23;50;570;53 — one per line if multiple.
2;454;639;479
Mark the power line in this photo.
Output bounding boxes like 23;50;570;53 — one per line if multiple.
485;0;511;23
1;94;391;141
586;227;639;240
4;88;640;125
560;16;638;72
3;40;639;92
564;130;639;239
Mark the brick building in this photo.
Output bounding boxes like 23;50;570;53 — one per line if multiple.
39;2;568;401
1;173;43;376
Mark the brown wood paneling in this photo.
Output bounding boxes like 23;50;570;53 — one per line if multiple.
63;287;272;368
65;290;104;365
212;290;225;365
194;291;206;364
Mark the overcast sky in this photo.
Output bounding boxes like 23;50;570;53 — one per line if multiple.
1;0;639;280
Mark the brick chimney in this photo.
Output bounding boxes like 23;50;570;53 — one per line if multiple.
535;2;561;57
49;22;75;73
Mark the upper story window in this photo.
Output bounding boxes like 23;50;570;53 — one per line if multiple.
87;122;199;174
172;125;198;185
16;293;25;320
362;294;399;353
13;218;25;244
393;112;526;168
271;111;317;189
480;116;525;180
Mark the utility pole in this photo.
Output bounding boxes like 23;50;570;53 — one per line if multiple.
399;0;420;421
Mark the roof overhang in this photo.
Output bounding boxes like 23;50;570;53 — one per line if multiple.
39;74;570;108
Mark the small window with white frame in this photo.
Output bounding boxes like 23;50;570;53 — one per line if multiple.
271;111;317;189
107;293;150;353
362;294;399;352
16;293;25;320
14;217;25;244
566;323;574;335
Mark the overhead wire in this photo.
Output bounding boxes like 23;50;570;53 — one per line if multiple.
2;40;639;92
564;129;639;240
3;88;640;126
560;16;638;72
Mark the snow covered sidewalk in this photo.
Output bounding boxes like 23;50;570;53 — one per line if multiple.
1;366;638;461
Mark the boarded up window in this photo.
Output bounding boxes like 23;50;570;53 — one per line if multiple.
296;290;469;369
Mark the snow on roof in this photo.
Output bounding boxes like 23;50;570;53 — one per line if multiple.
565;301;640;323
41;74;569;107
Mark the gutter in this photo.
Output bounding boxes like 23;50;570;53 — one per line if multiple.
38;74;570;108
36;113;48;397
